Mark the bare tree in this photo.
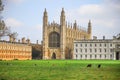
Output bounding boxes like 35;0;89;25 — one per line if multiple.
0;0;7;39
0;0;18;40
8;32;18;39
0;20;10;39
0;0;4;12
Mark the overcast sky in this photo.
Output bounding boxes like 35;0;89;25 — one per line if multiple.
2;0;120;43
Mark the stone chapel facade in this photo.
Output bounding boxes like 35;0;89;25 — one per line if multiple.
42;8;92;59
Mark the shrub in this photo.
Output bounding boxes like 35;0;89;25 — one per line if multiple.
14;59;18;60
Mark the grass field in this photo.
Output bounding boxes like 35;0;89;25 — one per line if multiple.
0;60;120;80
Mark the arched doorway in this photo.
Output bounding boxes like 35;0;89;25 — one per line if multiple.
52;52;56;59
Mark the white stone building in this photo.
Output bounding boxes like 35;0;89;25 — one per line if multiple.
74;36;120;60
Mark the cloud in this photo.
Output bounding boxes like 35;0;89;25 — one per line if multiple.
77;4;103;15
67;2;120;27
65;1;120;38
6;0;25;4
66;5;103;27
103;0;120;17
5;18;23;27
36;24;42;30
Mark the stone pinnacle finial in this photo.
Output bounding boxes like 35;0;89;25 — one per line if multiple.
75;20;76;23
61;8;65;13
62;8;64;11
61;7;65;17
89;19;91;23
45;8;46;12
44;8;47;16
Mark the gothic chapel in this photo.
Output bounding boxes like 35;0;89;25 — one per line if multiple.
42;8;92;59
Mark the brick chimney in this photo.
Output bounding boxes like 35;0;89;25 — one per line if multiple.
22;37;26;43
36;40;39;44
26;38;30;44
9;35;13;42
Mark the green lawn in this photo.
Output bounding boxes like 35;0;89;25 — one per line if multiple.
0;60;120;80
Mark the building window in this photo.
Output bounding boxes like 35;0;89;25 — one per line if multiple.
110;54;112;59
105;55;106;58
76;55;78;59
104;49;106;52
85;44;87;47
110;44;112;47
100;44;102;47
90;44;92;47
85;55;87;58
95;44;97;47
90;55;92;59
76;49;78;53
81;55;82;58
90;49;92;52
99;48;102;52
100;54;101;58
80;49;82;52
49;32;60;47
110;49;113;52
85;49;87;53
76;44;78;47
104;44;106;47
95;55;97;59
95;49;97;53
80;44;82;47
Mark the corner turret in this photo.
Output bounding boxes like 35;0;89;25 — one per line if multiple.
43;8;49;59
60;8;66;59
43;8;48;26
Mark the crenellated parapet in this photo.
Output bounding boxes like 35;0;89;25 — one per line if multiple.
48;21;60;28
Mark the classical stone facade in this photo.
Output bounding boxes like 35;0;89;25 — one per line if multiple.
74;36;120;60
0;38;32;60
42;8;92;59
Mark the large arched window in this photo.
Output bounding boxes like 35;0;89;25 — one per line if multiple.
49;32;60;47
